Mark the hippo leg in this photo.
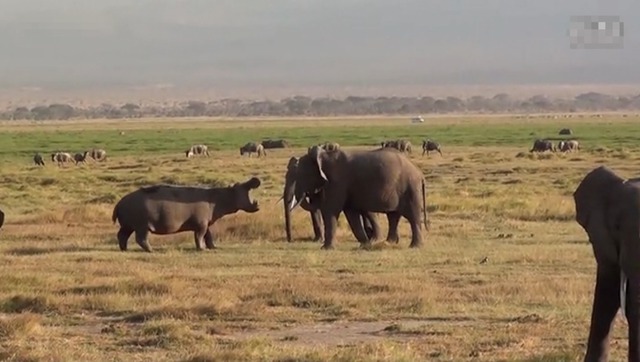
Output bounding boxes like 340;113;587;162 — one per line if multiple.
117;227;133;251
204;229;216;250
134;229;152;252
193;227;207;251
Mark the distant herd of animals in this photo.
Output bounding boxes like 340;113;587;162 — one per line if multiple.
33;148;108;167
2;125;639;360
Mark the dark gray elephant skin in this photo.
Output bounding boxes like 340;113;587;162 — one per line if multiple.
574;166;640;362
283;156;379;243
112;177;261;252
288;145;428;250
0;208;4;229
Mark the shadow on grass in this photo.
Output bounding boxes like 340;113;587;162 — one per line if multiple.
5;245;96;256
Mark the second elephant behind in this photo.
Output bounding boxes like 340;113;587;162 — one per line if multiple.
288;145;429;249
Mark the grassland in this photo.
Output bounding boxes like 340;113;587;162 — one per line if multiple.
0;115;638;361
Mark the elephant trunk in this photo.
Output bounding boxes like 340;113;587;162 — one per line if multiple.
624;271;640;360
283;179;296;242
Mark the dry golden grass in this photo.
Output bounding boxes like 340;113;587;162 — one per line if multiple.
0;116;638;361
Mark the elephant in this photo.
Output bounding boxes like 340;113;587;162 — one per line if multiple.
529;139;554;153
283;155;380;243
86;148;107;161
51;152;73;166
0;208;4;229
288;144;429;249
574;166;640;361
261;139;290;149
422;139;442;156
559;128;573;135
33;153;45;166
112;177;261;252
185;144;209;158
240;142;266;158
73;152;87;165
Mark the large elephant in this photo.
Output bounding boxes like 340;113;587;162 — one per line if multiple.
0;208;4;229
283;156;380;243
288;145;428;249
574;166;640;361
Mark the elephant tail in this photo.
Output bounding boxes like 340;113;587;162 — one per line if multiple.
421;179;429;231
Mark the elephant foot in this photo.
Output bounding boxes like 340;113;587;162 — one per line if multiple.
409;241;423;248
320;243;334;250
386;237;400;244
205;245;217;250
312;236;323;243
359;242;373;251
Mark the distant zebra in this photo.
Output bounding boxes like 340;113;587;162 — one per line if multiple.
86;148;107;161
51;152;74;166
185;144;209;158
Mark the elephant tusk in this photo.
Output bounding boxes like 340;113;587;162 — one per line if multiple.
289;196;303;212
621;270;628;319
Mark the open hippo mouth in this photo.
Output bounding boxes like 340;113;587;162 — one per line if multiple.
244;177;261;213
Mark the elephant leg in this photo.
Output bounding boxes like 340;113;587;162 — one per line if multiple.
320;209;340;250
386;212;401;243
362;212;380;241
403;206;424;248
310;210;323;242
584;264;620;362
626;273;640;362
204;229;216;249
344;210;370;246
117;227;133;251
134;229;152;252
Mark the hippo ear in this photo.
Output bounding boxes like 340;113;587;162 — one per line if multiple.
244;177;261;189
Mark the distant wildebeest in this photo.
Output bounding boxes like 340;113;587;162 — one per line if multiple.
111;177;261;252
381;139;412;153
559;128;573;135
86;148;107;161
261;139;290;149
33;153;45;166
529;139;554;153
74;152;87;165
559;140;580;152
51;152;74;166
240;142;266;157
421;139;442;156
185;144;209;158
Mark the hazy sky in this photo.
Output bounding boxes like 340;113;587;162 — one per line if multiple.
0;0;638;90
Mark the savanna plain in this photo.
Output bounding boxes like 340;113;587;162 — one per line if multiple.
1;115;639;362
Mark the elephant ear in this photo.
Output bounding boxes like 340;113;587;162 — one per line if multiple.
286;157;298;171
574;166;625;264
307;145;328;181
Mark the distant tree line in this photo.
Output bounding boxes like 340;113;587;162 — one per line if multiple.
2;92;640;121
